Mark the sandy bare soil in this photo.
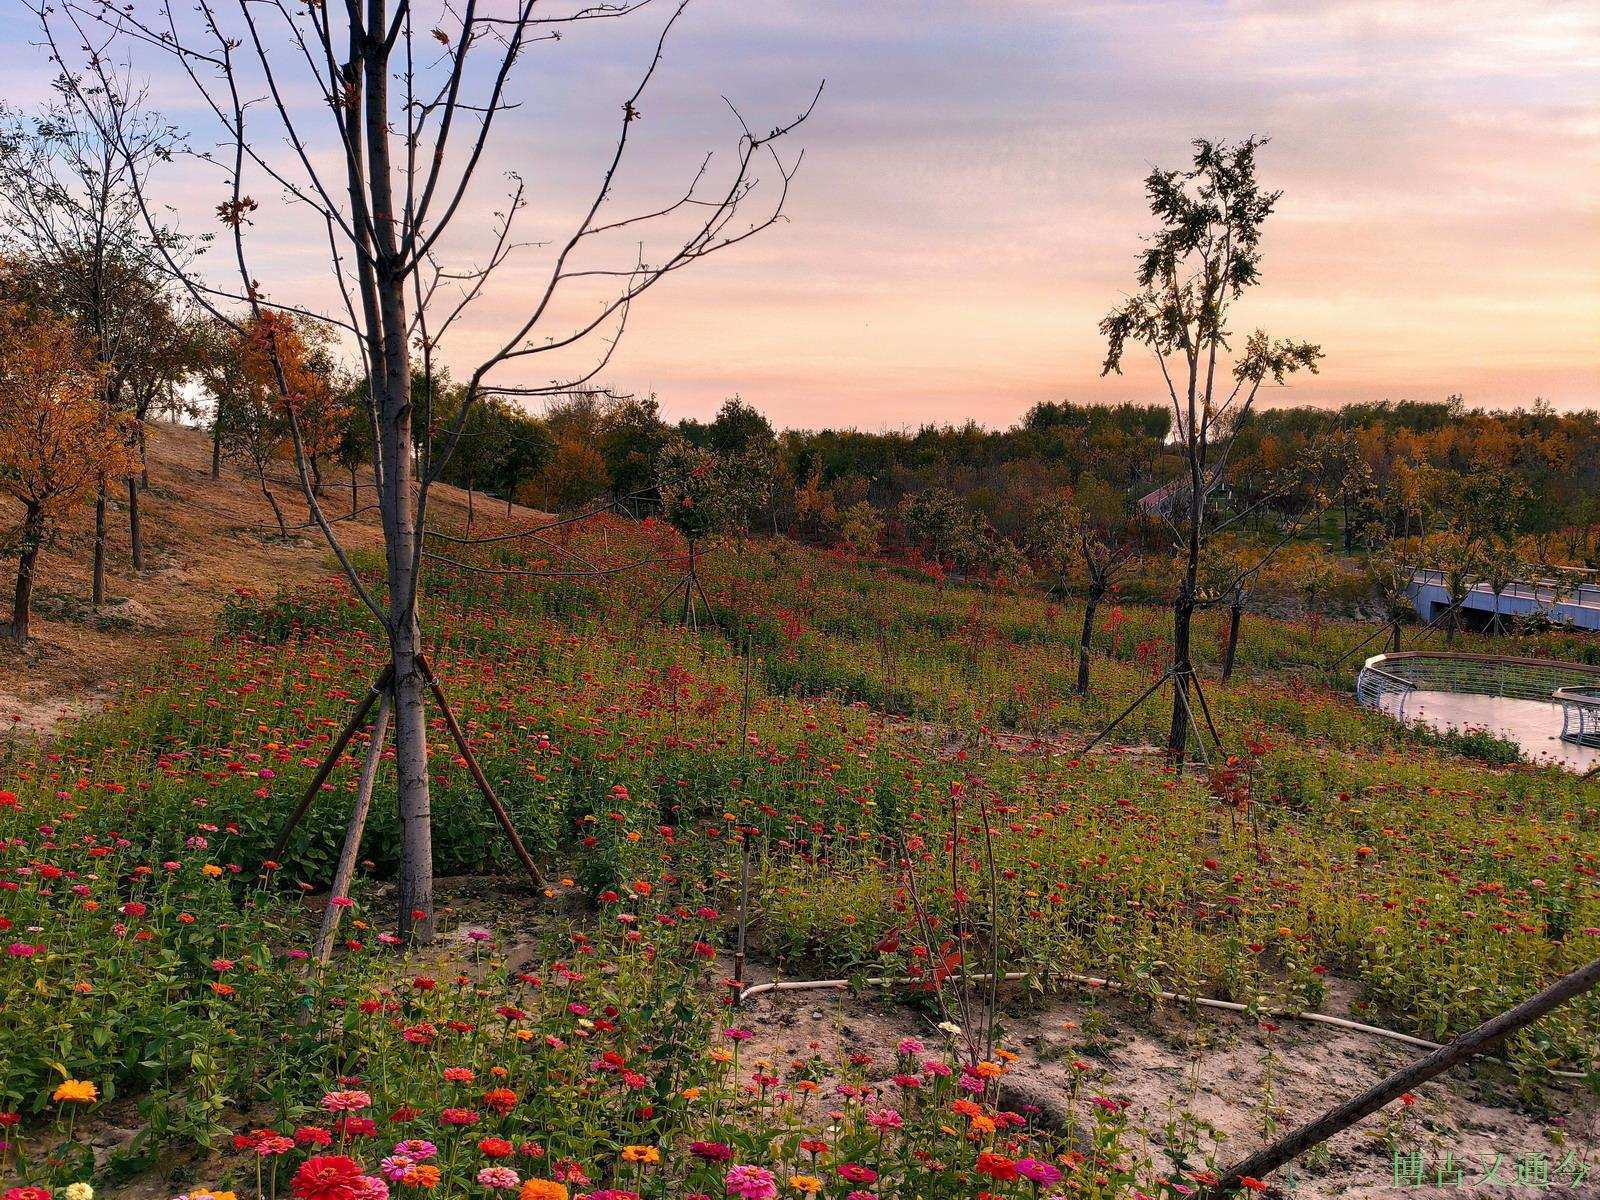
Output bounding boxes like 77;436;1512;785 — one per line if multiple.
0;421;547;736
736;966;1596;1200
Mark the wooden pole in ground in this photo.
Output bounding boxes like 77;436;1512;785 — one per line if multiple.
734;639;754;992
266;665;394;867
1187;669;1225;750
1076;667;1174;759
734;834;751;989
314;692;392;964
1201;955;1600;1199
415;654;546;889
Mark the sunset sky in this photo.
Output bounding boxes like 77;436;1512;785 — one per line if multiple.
7;0;1598;429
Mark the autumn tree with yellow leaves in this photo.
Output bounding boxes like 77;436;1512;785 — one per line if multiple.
0;306;130;644
201;310;347;537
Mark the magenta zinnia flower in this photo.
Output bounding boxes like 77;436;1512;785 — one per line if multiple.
1017;1158;1064;1185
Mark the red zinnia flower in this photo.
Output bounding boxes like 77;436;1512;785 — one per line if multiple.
975;1153;1017;1182
291;1154;366;1200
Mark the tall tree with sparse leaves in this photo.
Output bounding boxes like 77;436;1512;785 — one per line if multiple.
1100;137;1323;765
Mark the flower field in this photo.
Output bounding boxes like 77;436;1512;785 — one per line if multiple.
2;514;1597;1200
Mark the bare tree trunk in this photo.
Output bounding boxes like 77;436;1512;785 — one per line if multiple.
211;407;223;479
1390;620;1402;653
391;600;434;945
257;464;288;537
91;483;106;604
126;475;144;570
1221;596;1243;681
8;503;45;646
364;0;437;946
1169;594;1195;765
1169;493;1201;767
91;480;106;610
1075;591;1099;696
1171;369;1205;767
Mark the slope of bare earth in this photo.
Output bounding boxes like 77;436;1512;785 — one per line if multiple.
0;420;546;735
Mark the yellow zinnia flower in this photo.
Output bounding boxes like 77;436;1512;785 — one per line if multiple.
52;1079;99;1104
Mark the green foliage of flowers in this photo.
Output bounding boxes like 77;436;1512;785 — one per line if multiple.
3;513;1598;1198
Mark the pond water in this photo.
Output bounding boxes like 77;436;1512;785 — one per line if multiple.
1377;689;1600;773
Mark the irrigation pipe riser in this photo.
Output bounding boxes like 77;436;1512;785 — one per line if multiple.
736;969;1587;1082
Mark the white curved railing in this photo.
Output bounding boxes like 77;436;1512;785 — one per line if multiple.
1355;660;1417;718
1356;652;1600;747
1555;686;1600;748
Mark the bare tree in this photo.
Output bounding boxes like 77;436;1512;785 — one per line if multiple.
1100;138;1323;766
42;0;817;942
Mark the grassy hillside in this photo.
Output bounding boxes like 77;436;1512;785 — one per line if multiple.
2;453;1597;1199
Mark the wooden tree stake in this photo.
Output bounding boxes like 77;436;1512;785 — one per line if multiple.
1076;667;1173;759
314;692;392;964
1201;955;1600;1198
416;654;546;889
266;664;394;866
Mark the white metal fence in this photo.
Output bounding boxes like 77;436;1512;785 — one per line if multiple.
1356;651;1600;746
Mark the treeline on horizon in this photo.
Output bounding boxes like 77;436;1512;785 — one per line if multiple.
415;388;1600;569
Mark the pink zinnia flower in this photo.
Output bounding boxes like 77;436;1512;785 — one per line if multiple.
320;1089;372;1112
476;1166;520;1190
724;1164;777;1200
